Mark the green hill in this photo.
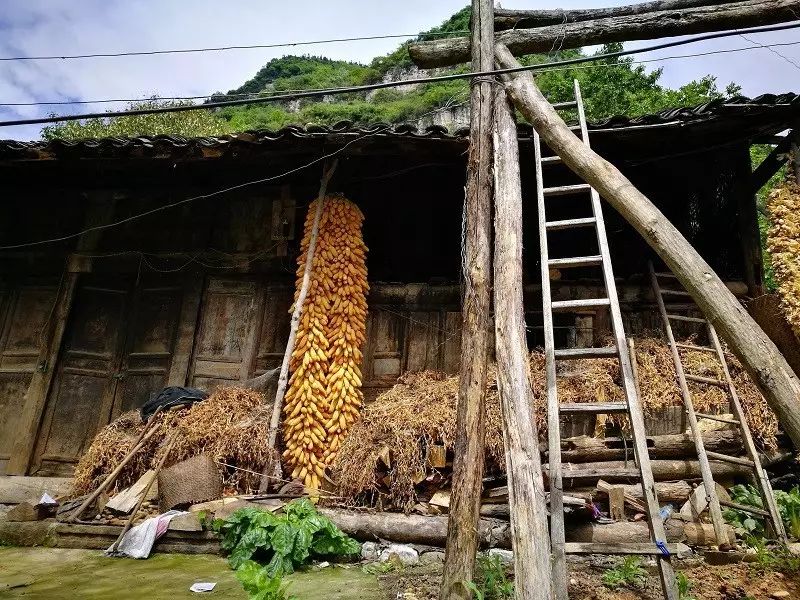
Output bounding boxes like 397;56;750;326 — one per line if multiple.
43;7;739;140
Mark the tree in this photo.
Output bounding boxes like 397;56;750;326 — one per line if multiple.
42;99;230;140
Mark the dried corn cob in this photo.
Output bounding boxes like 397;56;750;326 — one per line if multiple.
767;178;800;338
282;195;368;490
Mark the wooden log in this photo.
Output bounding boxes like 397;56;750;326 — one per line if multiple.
597;479;643;516
558;430;743;463
557;459;748;483
441;1;494;599
495;43;800;448
493;84;553;600
494;0;730;29
571;481;694;504
410;0;799;68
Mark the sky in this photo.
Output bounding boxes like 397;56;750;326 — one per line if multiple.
0;0;797;141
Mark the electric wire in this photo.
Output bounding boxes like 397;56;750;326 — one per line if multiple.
1;21;798;127
0;30;471;62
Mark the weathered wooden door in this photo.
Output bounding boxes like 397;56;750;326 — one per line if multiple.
0;283;58;474
33;277;129;474
188;278;265;390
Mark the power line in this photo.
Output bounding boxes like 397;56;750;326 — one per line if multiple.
0;30;470;62
739;33;800;71
1;21;798;127
4;39;800;109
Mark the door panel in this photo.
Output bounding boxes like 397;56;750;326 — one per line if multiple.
34;281;128;474
189;279;264;391
0;285;58;474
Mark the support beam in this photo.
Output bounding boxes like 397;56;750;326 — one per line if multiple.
492;86;552;600
791;131;800;183
751;133;794;195
410;0;798;68
495;43;800;449
495;0;730;29
440;1;493;598
739;147;764;295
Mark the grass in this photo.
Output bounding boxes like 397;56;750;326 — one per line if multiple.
601;557;647;589
464;555;514;600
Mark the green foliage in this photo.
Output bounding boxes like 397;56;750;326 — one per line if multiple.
601;557;647;589
212;499;360;575
465;555;514;600
723;484;800;540
751;143;785;291
676;572;696;600
41;99;230;140
748;537;800;574
236;560;296;600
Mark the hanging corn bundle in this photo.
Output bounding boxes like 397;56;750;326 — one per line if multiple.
767;177;800;337
282;195;368;490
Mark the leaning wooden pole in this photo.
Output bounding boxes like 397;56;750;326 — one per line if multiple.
268;160;338;448
492;86;553;600
494;43;800;448
440;1;494;599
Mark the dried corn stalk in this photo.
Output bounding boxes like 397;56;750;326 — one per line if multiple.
767;178;800;337
283;195;368;489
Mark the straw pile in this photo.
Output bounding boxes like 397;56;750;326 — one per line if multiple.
332;335;777;510
72;387;272;497
767;177;800;338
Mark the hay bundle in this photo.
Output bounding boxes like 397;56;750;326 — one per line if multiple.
332;336;778;509
72;387;272;497
767;178;800;337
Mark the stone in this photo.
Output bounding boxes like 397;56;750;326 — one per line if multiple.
168;512;202;532
771;592;790;598
188;497;239;514
379;544;419;566
679;483;731;522
787;542;800;556
106;471;156;514
487;548;514;565
0;477;72;505
361;541;380;561
5;503;40;522
419;550;445;565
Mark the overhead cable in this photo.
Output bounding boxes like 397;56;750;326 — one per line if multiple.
0;21;797;127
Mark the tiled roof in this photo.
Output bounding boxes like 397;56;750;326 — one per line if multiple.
0;93;797;160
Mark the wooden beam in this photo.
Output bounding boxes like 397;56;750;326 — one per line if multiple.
7;196;116;475
738;147;764;295
492;85;552;600
410;0;798;68
751;133;794;194
440;0;494;598
495;43;800;448
166;277;203;386
495;0;730;29
791;131;800;183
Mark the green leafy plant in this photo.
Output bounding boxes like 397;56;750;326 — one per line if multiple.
465;555;514;600
723;484;800;540
676;572;696;600
236;560;296;600
748;538;800;574
601;557;647;589
212;499;360;575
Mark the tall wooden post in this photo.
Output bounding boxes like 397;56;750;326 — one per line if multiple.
440;1;494;599
493;87;553;600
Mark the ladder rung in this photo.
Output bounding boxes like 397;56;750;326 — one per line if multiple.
706;451;755;468
654;272;677;279
554;346;618;360
675;342;716;354
666;314;706;323
545;217;595;231
685;374;727;387
543;183;591;197
553;100;578;110
695;412;741;426
551;298;610;312
541;155;563;165
549;255;602;269
719;499;770;518
660;289;691;297
564;542;688;556
560;402;628;415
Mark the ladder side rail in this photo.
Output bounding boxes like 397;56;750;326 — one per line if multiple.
533;127;567;599
575;79;676;600
706;323;788;542
648;262;730;546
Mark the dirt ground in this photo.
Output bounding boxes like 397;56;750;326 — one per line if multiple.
379;558;800;600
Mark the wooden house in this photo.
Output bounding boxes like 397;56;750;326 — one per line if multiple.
1;93;798;477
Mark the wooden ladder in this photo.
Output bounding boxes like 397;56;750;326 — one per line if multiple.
648;261;787;545
536;80;677;600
